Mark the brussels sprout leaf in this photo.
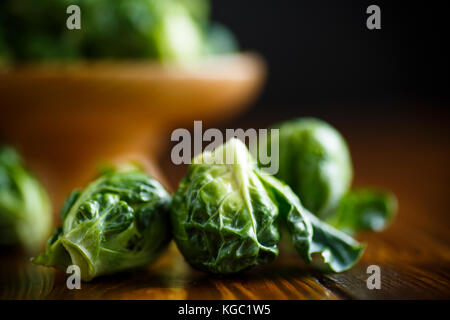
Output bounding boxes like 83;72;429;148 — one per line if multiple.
256;172;312;263
258;172;364;273
327;189;397;235
304;210;365;272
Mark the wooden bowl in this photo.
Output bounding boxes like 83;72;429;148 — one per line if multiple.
0;53;266;212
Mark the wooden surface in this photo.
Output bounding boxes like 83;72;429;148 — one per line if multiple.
1;114;449;300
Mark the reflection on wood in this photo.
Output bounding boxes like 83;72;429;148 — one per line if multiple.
0;251;55;299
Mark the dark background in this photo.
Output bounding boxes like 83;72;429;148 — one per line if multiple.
210;0;449;119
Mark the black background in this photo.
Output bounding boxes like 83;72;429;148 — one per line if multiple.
210;0;449;118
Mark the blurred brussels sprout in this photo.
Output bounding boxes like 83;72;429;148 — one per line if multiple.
0;29;11;64
273;118;353;218
204;23;238;55
149;0;205;63
327;189;398;235
33;167;171;281
171;138;364;274
0;0;236;63
175;0;210;27
0;146;52;253
0;0;82;61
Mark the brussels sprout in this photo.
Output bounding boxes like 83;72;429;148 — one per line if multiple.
0;146;52;253
269;117;397;235
171;139;284;274
33;167;171;281
327;189;398;235
271;117;353;218
0;0;235;62
171;138;364;274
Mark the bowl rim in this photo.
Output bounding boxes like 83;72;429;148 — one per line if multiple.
0;52;266;81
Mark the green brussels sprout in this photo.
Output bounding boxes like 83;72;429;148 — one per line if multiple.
33;167;171;281
272;117;353;218
0;0;235;63
171;139;283;274
0;146;52;253
171;138;364;274
327;189;398;235
269;117;397;235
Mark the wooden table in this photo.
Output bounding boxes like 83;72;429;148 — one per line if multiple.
1;112;449;299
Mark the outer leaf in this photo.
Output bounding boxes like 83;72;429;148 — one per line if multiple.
305;210;365;272
256;172;312;263
33;167;171;281
258;172;364;273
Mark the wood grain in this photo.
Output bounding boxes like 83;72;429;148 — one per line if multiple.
1;114;449;300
